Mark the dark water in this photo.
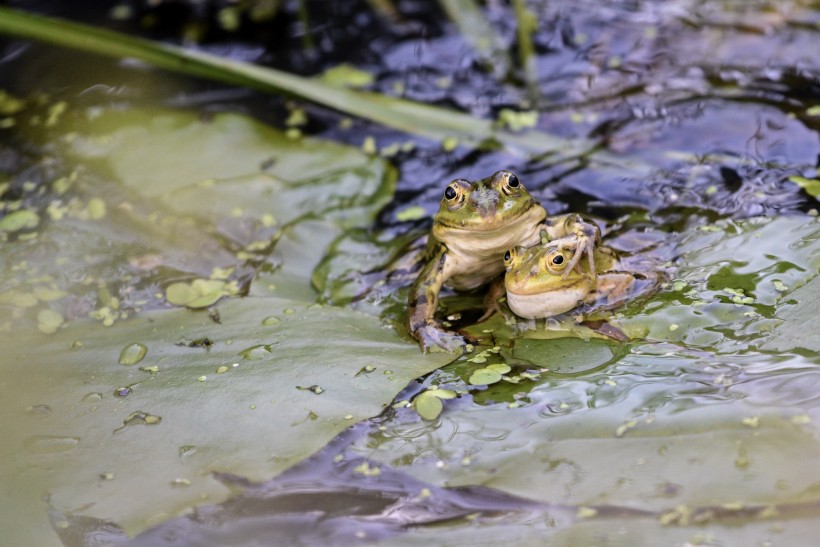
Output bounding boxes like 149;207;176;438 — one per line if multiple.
2;0;819;545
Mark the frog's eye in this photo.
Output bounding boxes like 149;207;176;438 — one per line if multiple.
504;247;523;270
500;172;523;195
444;179;469;209
545;249;569;273
503;249;513;264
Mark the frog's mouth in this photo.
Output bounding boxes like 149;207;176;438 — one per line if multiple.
435;205;547;260
436;201;545;232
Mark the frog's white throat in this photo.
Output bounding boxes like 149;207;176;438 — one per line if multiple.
506;286;589;319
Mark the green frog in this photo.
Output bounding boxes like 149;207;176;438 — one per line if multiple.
503;243;658;319
408;170;600;352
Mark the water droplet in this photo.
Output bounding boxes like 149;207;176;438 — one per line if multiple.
262;316;280;325
114;386;131;397
24;435;80;453
119;343;147;366
26;404;52;416
216;365;229;374
239;344;275;360
178;445;197;460
81;392;103;403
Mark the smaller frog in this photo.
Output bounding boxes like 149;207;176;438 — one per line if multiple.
408;170;600;352
503;243;657;319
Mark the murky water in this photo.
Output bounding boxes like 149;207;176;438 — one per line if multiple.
1;0;819;545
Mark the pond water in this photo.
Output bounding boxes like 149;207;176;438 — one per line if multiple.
0;0;818;545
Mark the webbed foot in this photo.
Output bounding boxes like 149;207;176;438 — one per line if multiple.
561;231;597;280
549;227;599;281
542;215;601;280
414;323;468;354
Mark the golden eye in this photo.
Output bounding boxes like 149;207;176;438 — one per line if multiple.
504;247;525;270
503;248;515;265
444;179;469;209
500;171;523;195
545;250;569;273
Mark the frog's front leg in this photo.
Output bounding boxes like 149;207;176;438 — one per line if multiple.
407;248;466;353
542;213;601;279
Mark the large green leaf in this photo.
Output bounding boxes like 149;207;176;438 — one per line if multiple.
0;106;453;544
0;296;450;541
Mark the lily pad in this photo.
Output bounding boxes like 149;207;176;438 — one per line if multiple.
761;275;820;352
509;338;617;374
414;392;445;421
413;388;459;420
0;291;452;540
0;105;452;544
468;368;503;385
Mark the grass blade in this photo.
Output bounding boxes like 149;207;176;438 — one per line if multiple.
0;6;600;161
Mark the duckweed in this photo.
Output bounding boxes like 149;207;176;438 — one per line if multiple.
0;210;39;232
37;309;64;334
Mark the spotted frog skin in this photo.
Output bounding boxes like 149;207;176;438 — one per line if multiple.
503;243;656;319
408;170;601;352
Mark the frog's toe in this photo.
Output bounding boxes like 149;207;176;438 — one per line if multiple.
584;240;597;279
561;245;584;278
561;235;596;279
